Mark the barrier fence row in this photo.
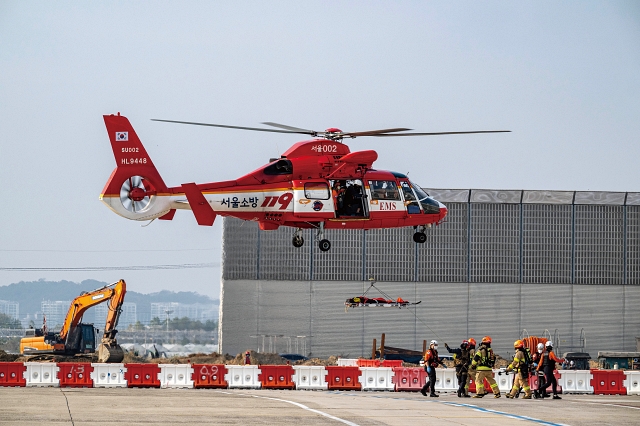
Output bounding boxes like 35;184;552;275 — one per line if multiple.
0;362;638;395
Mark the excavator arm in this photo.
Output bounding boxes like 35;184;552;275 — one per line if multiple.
59;279;127;342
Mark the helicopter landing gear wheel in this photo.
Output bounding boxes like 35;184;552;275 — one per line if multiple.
413;232;427;243
316;222;331;251
292;228;304;248
413;225;427;244
292;235;304;248
319;239;331;252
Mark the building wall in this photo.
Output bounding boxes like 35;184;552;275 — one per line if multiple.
219;189;640;358
0;300;19;320
220;279;640;358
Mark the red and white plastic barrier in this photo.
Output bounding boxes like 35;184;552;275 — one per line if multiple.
1;362;638;394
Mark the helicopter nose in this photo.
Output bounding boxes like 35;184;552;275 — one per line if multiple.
438;201;448;222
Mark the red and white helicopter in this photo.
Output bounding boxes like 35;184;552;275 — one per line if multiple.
100;113;508;251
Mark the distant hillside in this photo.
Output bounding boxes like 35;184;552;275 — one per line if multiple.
0;279;219;317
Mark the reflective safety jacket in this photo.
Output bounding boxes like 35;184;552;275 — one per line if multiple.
424;348;442;368
508;348;529;373
537;350;564;372
447;346;471;369
472;345;495;371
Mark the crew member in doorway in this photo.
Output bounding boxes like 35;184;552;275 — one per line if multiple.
332;180;345;216
445;340;472;397
421;340;446;397
471;336;501;398
505;340;532;399
537;341;564;399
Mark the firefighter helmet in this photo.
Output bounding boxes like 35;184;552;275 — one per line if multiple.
537;343;544;352
514;340;523;349
545;341;553;348
430;340;438;346
481;336;492;344
461;339;469;348
468;338;477;347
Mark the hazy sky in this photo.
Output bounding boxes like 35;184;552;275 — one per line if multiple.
1;1;639;298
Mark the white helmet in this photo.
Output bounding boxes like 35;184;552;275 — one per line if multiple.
545;341;553;348
537;343;544;352
430;340;438;346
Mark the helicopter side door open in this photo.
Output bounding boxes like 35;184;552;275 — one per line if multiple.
330;179;368;219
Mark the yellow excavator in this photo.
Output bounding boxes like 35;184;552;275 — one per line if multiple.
20;279;127;363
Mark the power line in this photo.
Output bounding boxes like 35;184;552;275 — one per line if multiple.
0;263;218;272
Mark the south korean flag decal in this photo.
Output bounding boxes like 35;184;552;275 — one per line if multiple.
115;131;128;142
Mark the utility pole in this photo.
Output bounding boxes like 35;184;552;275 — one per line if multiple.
165;309;173;333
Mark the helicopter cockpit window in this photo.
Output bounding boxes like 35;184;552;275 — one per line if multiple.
410;180;441;214
264;159;293;175
400;181;420;214
368;180;401;201
304;182;330;200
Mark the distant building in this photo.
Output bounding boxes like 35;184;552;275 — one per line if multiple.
0;300;19;320
151;302;218;323
41;301;71;330
94;302;137;329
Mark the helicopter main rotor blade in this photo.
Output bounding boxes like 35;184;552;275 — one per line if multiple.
371;130;511;136
151;119;312;135
261;122;318;135
344;128;412;137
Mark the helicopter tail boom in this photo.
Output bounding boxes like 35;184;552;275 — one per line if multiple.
100;113;174;221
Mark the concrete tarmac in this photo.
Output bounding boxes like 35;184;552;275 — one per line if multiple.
0;388;638;425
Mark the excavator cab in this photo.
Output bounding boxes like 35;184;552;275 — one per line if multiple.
63;323;97;354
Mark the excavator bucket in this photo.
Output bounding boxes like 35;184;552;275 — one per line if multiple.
97;338;125;363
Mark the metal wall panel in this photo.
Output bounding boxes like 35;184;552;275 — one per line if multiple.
522;205;572;284
312;229;363;281
575;206;624;284
622;286;640;350
522;190;573;204
255;281;310;352
572;285;624;356
258;227;311;281
574;192;626;205
471;190;522;203
414;282;469;349
470;204;520;283
520;285;572;346
626;193;640;206
365;228;414;282
424;189;469;203
221;217;259;280
628;206;640;285
417;203;468;282
220;280;640;357
219;280;259;354
467;283;520;354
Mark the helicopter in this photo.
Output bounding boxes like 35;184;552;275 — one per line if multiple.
100;113;509;251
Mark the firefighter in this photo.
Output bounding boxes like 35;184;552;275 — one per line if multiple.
421;339;446;397
471;336;500;398
505;340;532;399
445;340;472;397
537;341;565;399
466;337;477;396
